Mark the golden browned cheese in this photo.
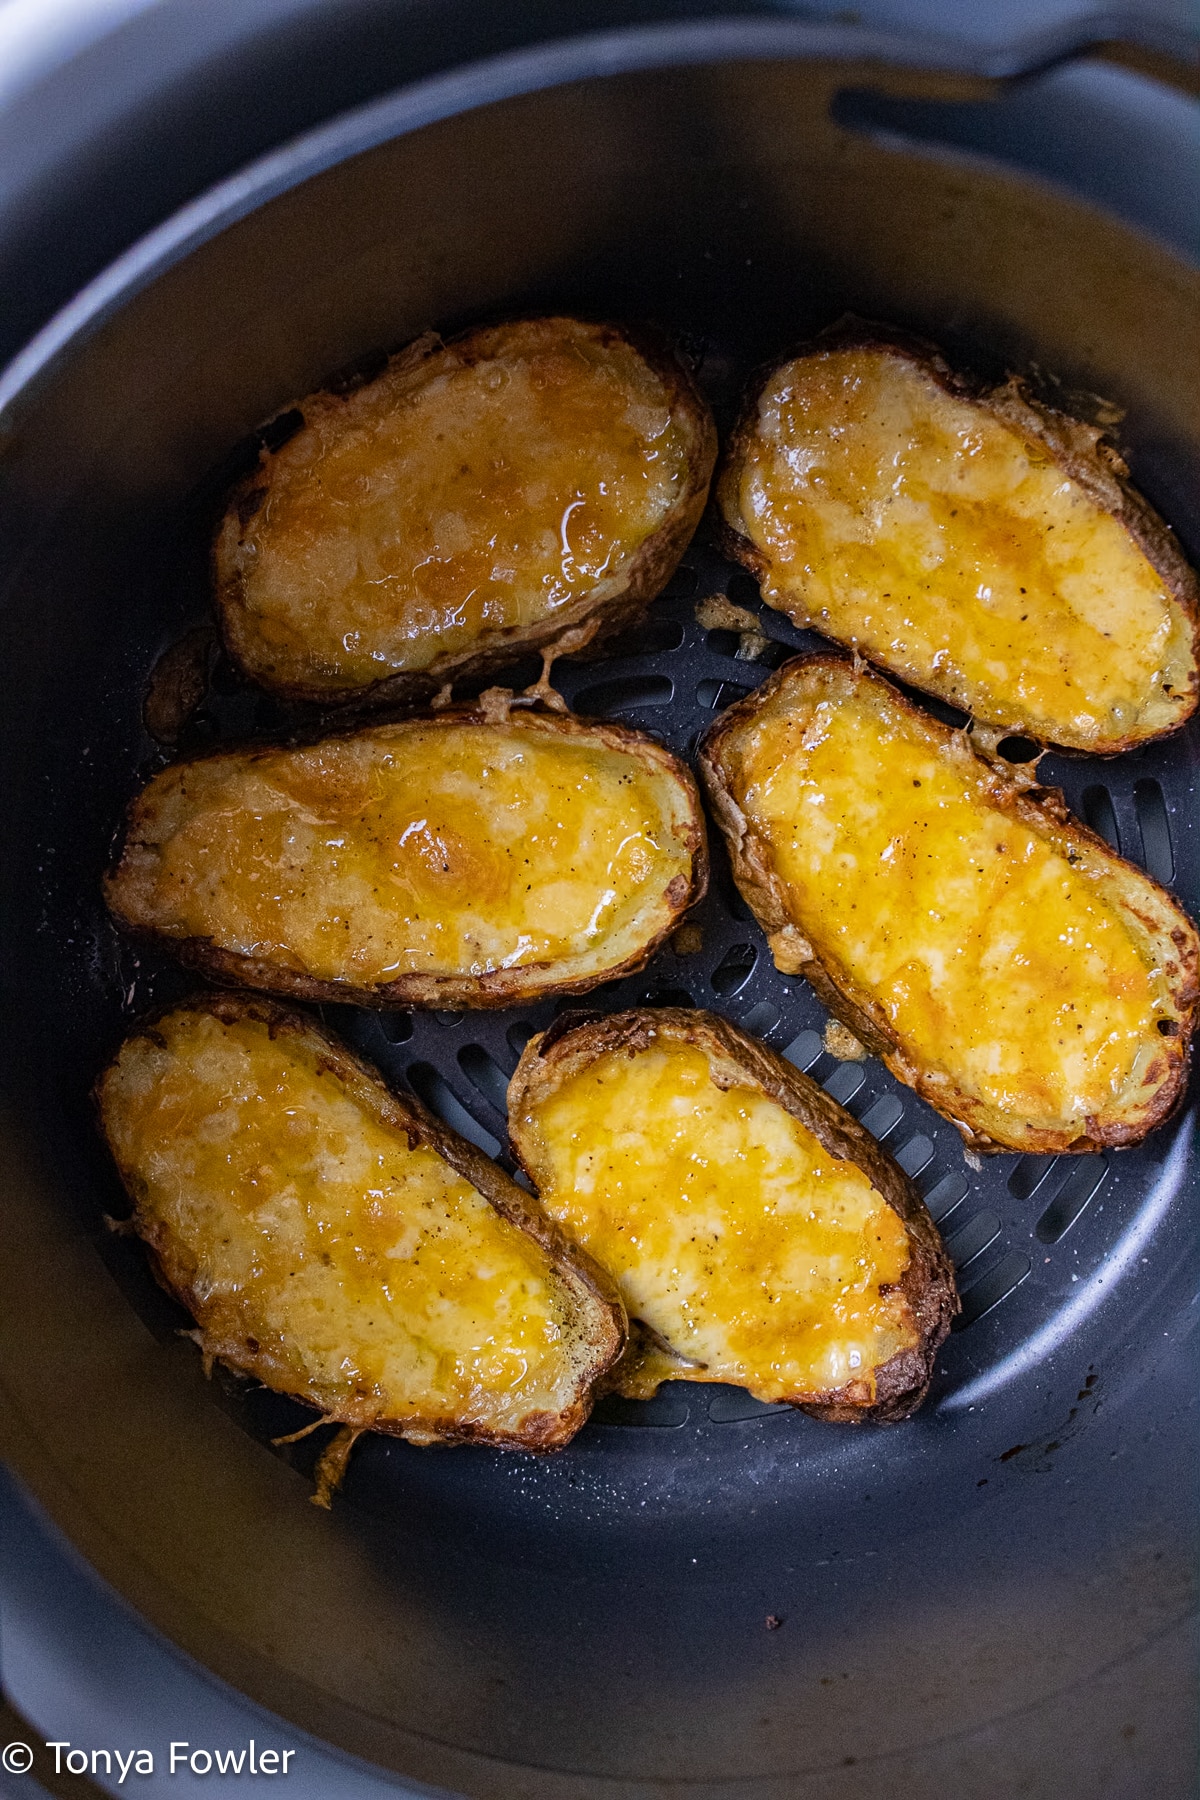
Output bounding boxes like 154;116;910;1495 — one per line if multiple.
708;661;1192;1148
514;1038;918;1405
96;1005;603;1442
720;344;1196;750
104;713;703;1005
216;318;708;698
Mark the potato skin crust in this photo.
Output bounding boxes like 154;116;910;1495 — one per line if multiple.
104;702;709;1009
716;319;1200;754
214;317;717;707
95;992;626;1451
509;1006;958;1423
698;653;1199;1155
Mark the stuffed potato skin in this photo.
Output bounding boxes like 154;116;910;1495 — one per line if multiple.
509;1008;957;1423
104;704;708;1010
717;322;1199;753
215;317;717;706
699;654;1199;1154
95;993;625;1452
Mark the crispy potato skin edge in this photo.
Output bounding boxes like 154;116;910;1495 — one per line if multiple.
698;652;1200;1155
214;318;718;706
715;318;1200;754
104;703;709;1009
94;991;627;1451
508;1006;959;1423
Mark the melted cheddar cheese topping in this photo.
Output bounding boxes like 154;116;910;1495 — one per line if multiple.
98;1008;578;1431
107;720;694;989
220;319;692;689
732;679;1164;1132
519;1040;916;1403
725;347;1188;747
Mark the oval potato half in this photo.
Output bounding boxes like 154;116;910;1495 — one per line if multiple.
104;706;708;1009
699;654;1199;1154
95;995;625;1460
215;317;717;705
509;1008;957;1421
717;324;1199;752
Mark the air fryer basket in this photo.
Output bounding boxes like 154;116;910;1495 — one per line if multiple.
0;46;1196;1800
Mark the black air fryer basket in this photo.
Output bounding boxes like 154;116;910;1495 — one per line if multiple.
0;7;1196;1797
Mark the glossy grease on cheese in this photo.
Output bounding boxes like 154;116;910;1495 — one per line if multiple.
220;319;692;689
727;347;1186;746
732;683;1163;1132
98;1009;576;1431
518;1041;917;1402
107;720;693;989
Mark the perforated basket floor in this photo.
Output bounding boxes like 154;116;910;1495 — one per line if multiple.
62;476;1195;1552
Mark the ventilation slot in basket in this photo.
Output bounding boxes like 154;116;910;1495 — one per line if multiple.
661;563;698;599
783;1030;824;1072
920;1171;969;1223
823;1062;866;1106
457;1044;511;1115
725;570;761;606
994;735;1041;764
1036;1155;1110;1244
894;1134;935;1178
377;1012;413;1045
857;1093;905;1140
954;1253;1032;1330
944;1210;1001;1270
574;674;673;714
710;942;758;997
1134;778;1173;883
598;619;686;660
707;1389;788;1423
590;1391;691;1428
1081;784;1120;851
1008;1154;1059;1201
638;985;696;1009
696;677;754;711
741;1000;780;1038
406;1062;501;1158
